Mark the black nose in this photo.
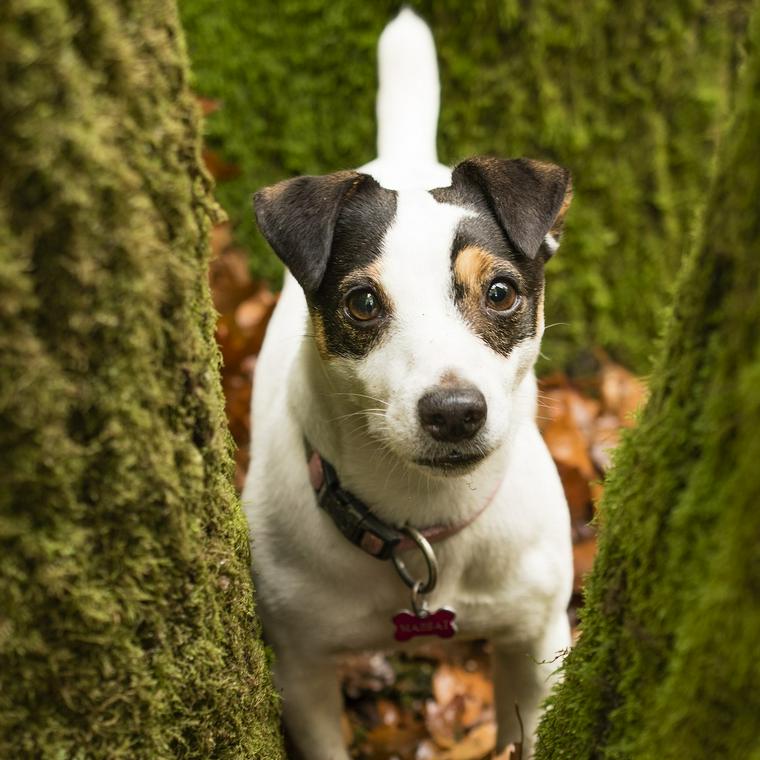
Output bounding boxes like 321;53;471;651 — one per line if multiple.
417;385;487;442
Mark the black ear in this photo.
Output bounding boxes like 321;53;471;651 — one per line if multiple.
253;171;380;292
450;157;573;258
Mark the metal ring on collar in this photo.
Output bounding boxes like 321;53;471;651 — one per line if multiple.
391;525;438;595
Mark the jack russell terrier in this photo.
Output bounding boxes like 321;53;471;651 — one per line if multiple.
243;9;573;758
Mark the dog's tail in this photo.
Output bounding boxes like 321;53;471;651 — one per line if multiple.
375;8;441;167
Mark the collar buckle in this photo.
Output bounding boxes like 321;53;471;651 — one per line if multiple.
312;455;402;560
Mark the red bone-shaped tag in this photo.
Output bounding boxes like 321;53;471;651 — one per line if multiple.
392;607;457;642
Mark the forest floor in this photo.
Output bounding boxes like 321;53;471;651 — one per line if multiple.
209;217;646;760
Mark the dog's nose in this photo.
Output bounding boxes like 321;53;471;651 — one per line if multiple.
418;385;487;442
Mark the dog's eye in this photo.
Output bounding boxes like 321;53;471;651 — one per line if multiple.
345;287;382;322
485;279;519;312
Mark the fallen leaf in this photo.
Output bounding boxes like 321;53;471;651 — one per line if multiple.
358;724;428;760
433;664;494;718
416;739;445;759
377;698;402;727
234;289;277;355
210;221;234;255
439;721;497;760
555;462;592;526
599;360;646;424
590;414;622;472
338;652;396;699
202;147;242;181
209;245;253;314
542;390;597;481
196;96;221;116
425;696;467;749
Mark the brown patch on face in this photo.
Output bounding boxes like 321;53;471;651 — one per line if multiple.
454;245;499;292
536;286;545;334
310;310;330;359
451;240;539;358
453;245;520;306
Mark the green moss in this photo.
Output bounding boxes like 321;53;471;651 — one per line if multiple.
0;0;283;756
536;3;760;756
180;0;749;372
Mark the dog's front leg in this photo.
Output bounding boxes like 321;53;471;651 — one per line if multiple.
492;612;571;758
273;648;350;760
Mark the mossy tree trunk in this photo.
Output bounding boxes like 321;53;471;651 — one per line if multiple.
536;5;760;757
0;1;283;757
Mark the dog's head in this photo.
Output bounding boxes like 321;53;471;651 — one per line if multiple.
254;157;572;475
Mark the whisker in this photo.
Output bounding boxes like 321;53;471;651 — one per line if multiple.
326;391;390;407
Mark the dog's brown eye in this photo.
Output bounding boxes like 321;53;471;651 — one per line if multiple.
486;279;519;312
345;287;382;322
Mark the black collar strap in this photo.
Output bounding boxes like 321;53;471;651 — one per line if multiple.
308;451;403;560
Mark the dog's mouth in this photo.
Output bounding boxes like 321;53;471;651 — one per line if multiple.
414;450;487;473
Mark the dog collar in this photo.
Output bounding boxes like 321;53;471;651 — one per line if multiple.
307;449;496;561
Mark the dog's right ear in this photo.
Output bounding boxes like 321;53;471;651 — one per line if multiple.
254;171;379;293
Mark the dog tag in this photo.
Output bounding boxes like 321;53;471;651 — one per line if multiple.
392;607;457;642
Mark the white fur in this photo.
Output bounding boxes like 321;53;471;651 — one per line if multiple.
543;233;560;254
359;8;451;190
243;10;572;759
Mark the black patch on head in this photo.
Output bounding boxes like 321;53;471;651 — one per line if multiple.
253;171;397;359
447;215;545;357
433;156;572;260
310;180;397;359
431;155;570;357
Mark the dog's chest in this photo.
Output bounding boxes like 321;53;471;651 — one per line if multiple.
298;524;557;653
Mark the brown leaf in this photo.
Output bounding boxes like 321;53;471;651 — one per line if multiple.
589;413;621;472
541;389;597;481
209;245;254;314
358;724;428;760
234;287;278;356
599;360;646;424
555;462;592;526
439;721;497;760
377;698;403;728
416;739;445;759
196;96;221;116
210;221;234;256
425;696;467;749
433;664;494;717
202;147;242;181
337;652;395;699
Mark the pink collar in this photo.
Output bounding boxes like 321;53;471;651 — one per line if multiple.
308;450;500;559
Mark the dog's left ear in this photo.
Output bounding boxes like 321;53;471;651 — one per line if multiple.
451;157;573;259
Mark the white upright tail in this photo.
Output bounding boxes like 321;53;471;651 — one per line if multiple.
359;9;451;190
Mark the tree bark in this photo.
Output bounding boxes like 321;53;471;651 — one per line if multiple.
0;1;283;757
536;4;760;757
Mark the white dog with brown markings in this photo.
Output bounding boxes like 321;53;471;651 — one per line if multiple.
243;9;574;758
